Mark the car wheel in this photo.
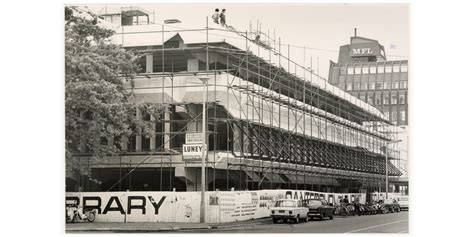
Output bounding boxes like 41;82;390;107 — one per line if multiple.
273;218;278;224
87;212;95;222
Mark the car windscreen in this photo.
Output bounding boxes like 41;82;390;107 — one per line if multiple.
308;200;322;206
275;200;296;207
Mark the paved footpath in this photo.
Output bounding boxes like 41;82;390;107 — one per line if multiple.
66;218;270;233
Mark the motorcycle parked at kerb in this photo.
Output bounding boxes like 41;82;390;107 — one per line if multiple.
66;205;96;223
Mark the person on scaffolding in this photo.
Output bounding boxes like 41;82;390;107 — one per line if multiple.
212;8;220;24
219;9;227;27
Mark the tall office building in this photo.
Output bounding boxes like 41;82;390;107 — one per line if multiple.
328;30;409;194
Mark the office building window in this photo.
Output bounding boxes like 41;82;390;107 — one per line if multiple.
362;66;369;74
383;94;390;105
393;65;400;73
375;94;381;105
399;93;405;104
367;95;374;104
377;65;385;73
369;82;376;90
376;82;383;89
385;66;393;73
391;94;398;104
359;93;366;101
361;83;368;90
353;83;360;91
400;81;408;89
347;67;354;75
401;65;408;72
391;111;398;122
383;82;390;90
392;82;399;89
355;66;362;74
346;83;353;91
400;111;406;122
369;66;377;73
339;67;346;75
383;111;390;118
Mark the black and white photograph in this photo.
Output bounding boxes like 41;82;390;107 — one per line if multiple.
63;3;410;234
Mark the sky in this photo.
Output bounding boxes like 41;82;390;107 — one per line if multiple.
86;3;410;79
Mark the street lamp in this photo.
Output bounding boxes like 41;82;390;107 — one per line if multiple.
383;139;402;199
199;76;210;223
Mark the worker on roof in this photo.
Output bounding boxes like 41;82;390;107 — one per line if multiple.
219;9;227;27
212;8;220;24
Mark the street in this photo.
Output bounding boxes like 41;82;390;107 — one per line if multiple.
191;211;409;233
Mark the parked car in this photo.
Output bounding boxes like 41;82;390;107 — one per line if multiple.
397;196;409;211
271;199;309;223
305;199;335;220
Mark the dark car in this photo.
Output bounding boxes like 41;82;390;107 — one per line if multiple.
304;199;335;220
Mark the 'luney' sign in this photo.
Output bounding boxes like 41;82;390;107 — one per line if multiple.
182;144;206;156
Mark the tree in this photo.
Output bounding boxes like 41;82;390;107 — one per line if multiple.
65;7;161;187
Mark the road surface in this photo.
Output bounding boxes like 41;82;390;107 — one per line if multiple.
189;211;409;233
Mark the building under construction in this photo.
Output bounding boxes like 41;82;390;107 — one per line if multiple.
70;8;403;194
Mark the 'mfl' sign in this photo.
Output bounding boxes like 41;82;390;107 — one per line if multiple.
66;195;166;215
351;47;374;56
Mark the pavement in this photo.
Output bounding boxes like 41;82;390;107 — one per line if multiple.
66;217;270;233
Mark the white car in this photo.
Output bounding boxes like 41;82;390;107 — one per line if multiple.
397;196;409;211
270;199;309;223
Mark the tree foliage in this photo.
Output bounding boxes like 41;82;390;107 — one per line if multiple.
65;7;162;181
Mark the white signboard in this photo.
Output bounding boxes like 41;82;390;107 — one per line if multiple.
182;144;205;156
186;133;203;144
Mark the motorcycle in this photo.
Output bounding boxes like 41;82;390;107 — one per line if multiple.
66;205;96;223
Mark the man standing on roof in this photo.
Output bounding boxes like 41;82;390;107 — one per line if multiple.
212;8;220;24
219;9;226;27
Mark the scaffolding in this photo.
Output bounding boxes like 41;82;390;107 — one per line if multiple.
73;17;403;194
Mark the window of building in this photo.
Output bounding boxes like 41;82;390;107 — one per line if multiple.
400;111;406;122
362;66;369;74
375;93;382;105
361;83;368;90
367;95;374;104
383;82;390;90
383;94;390;105
393;65;400;73
141;135;151;150
399;93;405;104
385;66;393;73
339;67;346;75
401;64;408;72
353;83;360;91
354;66;362;74
347;67;354;75
376;82;383;89
391;111;398;122
401;81;408;89
359;93;366;101
370;66;377;74
377;65;385;73
346;83;353;91
392;82;399;89
391;94;398;104
369;82;376;90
